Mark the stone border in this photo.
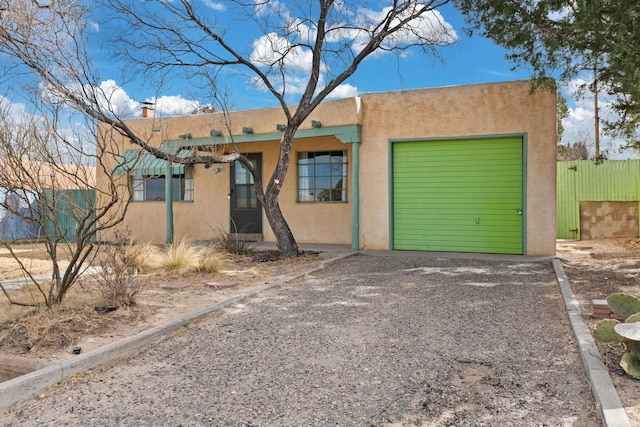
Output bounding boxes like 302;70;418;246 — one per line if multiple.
553;258;631;427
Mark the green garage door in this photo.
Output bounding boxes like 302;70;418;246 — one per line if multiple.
392;137;524;254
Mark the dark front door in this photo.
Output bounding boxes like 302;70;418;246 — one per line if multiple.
229;153;262;234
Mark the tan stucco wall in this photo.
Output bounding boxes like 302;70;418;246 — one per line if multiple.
278;138;352;244
357;80;557;255
97;80;556;255
96;98;359;245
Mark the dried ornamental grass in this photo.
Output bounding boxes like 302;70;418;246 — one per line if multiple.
127;243;164;272
196;248;222;274
162;239;201;272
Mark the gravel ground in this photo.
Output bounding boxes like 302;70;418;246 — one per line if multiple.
2;253;598;426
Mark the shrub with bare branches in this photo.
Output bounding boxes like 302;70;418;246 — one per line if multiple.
93;230;147;311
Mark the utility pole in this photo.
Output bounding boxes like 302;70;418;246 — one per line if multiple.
593;64;600;159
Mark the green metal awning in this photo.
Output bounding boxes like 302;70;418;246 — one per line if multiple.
112;149;188;176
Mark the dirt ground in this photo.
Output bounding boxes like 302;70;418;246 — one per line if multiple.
1;239;640;424
0;246;325;365
556;238;640;426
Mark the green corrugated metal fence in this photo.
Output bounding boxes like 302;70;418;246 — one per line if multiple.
44;189;96;243
557;160;640;239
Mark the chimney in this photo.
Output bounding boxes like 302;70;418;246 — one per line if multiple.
141;102;155;118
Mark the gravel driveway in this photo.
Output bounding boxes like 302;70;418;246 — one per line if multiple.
3;253;598;426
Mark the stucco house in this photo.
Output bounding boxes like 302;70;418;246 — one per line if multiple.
97;79;557;255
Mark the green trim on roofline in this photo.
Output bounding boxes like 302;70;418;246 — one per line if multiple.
162;125;362;152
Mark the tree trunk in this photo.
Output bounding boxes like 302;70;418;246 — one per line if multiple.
263;195;299;257
248;126;301;258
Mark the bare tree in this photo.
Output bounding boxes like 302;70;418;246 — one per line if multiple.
557;141;590;161
1;0;456;257
0;1;145;306
104;0;456;256
0;89;135;307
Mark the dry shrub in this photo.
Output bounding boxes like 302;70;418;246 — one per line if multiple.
105;239;223;276
0;288;96;353
196;248;222;274
4;308;88;353
213;226;254;255
90;230;151;310
0;280;48;311
94;239;148;311
0;274;154;354
162;238;199;271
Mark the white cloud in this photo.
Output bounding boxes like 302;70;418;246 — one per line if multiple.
96;79;139;117
253;0;287;17
325;83;359;99
153;95;200;116
247;4;456;103
324;5;458;48
247;55;358;101
547;6;572;21
249;32;328;98
352;6;458;50
560;77;637;159
41;79;201;118
93;80;200;117
0;95;28;119
202;0;226;11
250;33;314;73
0;94;95;163
476;68;515;78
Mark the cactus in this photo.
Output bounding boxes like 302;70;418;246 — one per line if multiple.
595;319;623;342
620;353;640;380
594;293;640;380
607;293;640;319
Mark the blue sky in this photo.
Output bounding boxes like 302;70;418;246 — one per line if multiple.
2;1;635;159
100;3;532;112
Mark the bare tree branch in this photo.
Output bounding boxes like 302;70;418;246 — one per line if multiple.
1;0;457;258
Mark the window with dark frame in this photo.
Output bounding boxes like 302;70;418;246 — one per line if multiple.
131;166;194;202
297;151;348;202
